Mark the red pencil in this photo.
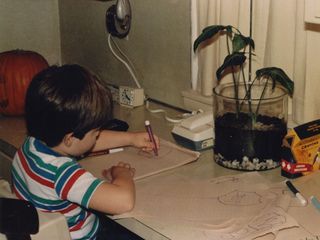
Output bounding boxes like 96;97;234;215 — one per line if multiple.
145;120;158;156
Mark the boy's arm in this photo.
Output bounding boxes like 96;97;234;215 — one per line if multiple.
92;130;159;152
88;163;135;215
94;130;134;150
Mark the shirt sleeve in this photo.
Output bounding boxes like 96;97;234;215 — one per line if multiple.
54;160;104;208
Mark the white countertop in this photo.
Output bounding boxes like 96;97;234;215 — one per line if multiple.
1;102;319;240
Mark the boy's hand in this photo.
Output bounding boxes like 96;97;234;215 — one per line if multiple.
93;162;136;214
102;162;135;181
130;132;160;152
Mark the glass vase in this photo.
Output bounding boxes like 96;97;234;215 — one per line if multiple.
213;82;288;171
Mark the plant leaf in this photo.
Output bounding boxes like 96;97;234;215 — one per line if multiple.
216;52;247;80
193;25;230;52
256;67;294;96
232;34;255;53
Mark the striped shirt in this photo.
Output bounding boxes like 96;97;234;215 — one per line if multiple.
12;136;104;240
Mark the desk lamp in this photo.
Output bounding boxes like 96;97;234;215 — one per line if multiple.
106;0;131;38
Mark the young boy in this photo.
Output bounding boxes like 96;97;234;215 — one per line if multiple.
11;64;159;239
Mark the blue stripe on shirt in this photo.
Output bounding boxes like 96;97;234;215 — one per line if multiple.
55;163;81;196
21;139;56;181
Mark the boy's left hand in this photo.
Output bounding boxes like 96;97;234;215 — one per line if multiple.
131;132;160;152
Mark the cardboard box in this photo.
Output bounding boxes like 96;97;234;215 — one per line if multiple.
281;119;320;178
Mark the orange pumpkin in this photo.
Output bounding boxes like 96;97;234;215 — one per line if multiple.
0;50;49;116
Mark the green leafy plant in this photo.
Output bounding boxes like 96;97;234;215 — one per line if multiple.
193;25;294;124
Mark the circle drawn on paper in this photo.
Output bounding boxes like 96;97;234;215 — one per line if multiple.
137;144;172;159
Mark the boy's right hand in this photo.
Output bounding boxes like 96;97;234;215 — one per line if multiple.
102;162;135;181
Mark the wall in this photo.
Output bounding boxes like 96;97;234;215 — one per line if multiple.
0;0;61;65
58;0;191;109
0;0;191;109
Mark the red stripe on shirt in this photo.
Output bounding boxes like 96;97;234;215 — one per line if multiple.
61;169;86;199
59;203;78;214
18;150;54;188
69;212;92;232
12;185;27;201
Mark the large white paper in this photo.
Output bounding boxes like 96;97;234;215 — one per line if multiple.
116;172;299;240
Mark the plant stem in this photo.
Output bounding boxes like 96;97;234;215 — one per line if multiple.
226;31;240;115
255;78;269;116
240;65;252;113
239;76;259;112
249;0;253;84
248;0;254;127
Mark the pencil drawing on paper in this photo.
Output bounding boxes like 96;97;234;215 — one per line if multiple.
218;190;263;206
137;144;172;158
224;208;288;240
249;210;286;231
210;176;240;185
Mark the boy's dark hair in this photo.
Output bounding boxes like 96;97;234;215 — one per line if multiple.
25;64;113;147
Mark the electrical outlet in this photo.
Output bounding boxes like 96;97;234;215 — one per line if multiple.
119;86;144;107
107;85;120;103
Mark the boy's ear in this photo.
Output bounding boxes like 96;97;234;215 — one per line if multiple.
63;133;75;147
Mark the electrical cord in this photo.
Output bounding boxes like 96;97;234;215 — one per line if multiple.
109;34;140;82
145;100;204;123
107;34;204;123
107;34;142;88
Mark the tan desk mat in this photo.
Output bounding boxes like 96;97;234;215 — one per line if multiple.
293;171;320;199
79;139;200;181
